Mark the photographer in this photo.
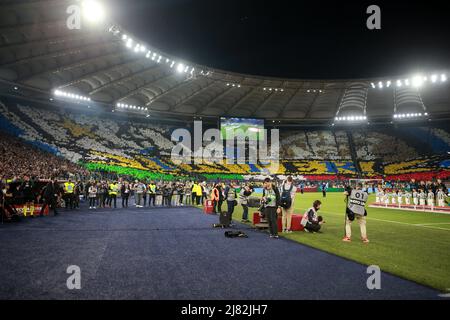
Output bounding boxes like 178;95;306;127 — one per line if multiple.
301;200;324;233
280;176;296;233
224;182;238;226
261;178;281;239
40;178;61;216
239;184;253;223
343;183;369;243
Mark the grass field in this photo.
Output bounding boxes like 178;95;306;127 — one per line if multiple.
212;192;450;292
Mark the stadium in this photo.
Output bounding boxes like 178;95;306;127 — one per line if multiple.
0;0;449;303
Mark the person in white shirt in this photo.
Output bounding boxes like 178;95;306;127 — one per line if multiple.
383;190;389;205
397;190;403;206
404;191;412;205
412;189;419;206
437;188;446;207
419;190;426;206
391;192;396;205
376;189;382;203
427;190;434;207
88;183;98;209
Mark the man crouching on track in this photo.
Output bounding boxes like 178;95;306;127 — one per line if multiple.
343;183;370;243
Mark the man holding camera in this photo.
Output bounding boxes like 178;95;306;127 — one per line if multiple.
280;176;296;233
261;178;281;239
343;183;369;243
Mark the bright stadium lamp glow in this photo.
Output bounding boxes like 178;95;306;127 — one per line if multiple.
442;74;447;82
396;80;402;87
176;63;185;73
412;75;424;88
431;74;438;83
82;0;106;24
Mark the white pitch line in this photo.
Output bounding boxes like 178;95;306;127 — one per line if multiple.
414;222;450;226
319;210;450;232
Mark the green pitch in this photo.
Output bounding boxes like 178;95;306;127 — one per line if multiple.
227;192;450;292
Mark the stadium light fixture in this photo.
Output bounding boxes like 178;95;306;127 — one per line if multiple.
396;80;402;87
442;74;447;82
54;89;90;102
412;75;424;88
393;113;428;120
177;63;185;73
431;74;438;83
82;0;106;24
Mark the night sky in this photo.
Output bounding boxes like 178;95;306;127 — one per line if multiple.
107;0;450;79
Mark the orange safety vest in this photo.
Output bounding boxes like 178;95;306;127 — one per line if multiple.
211;188;219;201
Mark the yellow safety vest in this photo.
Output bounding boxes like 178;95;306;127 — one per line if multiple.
148;184;156;194
193;184;202;195
64;182;75;194
109;184;118;195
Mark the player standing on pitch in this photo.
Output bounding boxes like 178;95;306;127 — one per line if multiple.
343;183;369;243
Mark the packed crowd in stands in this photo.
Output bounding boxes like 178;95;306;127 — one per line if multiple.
0;132;88;180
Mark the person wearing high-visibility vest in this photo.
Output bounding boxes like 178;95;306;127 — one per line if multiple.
20;176;35;217
148;182;157;207
211;184;220;214
64;179;75;210
192;182;202;206
108;181;119;208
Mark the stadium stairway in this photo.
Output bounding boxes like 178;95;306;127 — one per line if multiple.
347;130;363;178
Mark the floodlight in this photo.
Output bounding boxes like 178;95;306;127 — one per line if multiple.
378;81;383;89
412;75;423;88
405;79;410;86
441;74;447;82
431;74;438;83
177;63;185;73
397;80;402;87
82;0;106;24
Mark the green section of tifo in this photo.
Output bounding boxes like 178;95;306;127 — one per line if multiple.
80;163;244;181
81;163;183;181
201;174;244;181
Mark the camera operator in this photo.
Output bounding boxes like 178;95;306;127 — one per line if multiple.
1;180;20;222
301;200;324;233
261;178;281;239
343;183;369;243
280;176;296;233
40;178;62;216
239;184;253;223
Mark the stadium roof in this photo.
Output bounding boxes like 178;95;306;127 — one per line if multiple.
0;0;449;122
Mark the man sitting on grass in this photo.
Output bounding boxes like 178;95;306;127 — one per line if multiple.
301;200;324;233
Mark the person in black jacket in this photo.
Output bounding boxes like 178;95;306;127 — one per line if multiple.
40;178;61;216
261;178;281;238
121;181;131;208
